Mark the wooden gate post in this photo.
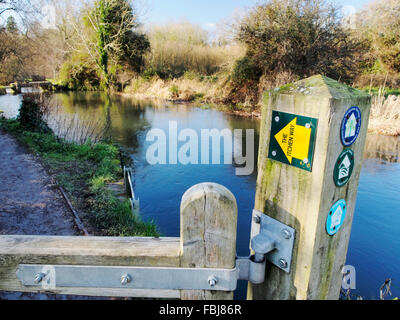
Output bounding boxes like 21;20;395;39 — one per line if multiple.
180;183;238;300
249;75;371;300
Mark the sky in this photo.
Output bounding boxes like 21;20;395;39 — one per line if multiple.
142;0;372;31
0;0;373;30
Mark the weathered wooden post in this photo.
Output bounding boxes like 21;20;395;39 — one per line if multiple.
249;75;371;300
180;183;238;300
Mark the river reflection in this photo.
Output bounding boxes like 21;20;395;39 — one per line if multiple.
364;133;400;163
49;92;260;249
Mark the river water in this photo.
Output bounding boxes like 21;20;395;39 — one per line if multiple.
1;91;399;300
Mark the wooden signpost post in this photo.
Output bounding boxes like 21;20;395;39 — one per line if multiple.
249;75;371;300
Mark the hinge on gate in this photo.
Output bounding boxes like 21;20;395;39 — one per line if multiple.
236;210;296;285
16;211;295;292
250;210;296;273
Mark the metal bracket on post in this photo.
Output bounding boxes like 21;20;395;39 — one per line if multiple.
251;210;296;273
235;209;296;286
16;265;240;292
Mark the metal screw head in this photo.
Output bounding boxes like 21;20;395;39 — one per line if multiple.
34;272;46;284
306;123;311;129
253;214;261;224
275;116;280;123
272;151;277;157
281;229;292;240
121;274;132;286
208;276;218;287
279;259;288;269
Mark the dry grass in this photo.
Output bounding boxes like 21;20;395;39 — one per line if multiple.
369;89;400;136
125;75;232;102
148;43;240;77
145;21;245;77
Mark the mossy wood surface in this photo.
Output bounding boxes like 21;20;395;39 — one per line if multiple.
249;75;371;300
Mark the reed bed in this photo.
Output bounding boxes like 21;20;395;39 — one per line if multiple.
369;89;400;136
46;112;109;145
41;98;109;144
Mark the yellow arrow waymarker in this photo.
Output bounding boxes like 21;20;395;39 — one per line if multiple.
274;118;311;164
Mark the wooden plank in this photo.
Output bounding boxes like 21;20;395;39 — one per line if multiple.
180;183;238;300
0;236;180;298
249;75;371;300
59;186;90;236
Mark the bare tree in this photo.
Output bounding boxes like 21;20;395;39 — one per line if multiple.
0;0;31;16
0;0;45;27
355;0;400;74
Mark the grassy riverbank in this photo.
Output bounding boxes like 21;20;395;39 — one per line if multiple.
0;116;159;237
123;74;263;117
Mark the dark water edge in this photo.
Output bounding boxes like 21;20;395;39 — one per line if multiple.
0;92;399;300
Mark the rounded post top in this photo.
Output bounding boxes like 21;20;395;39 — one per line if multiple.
181;182;237;210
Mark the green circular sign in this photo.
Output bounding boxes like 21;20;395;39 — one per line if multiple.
334;149;355;188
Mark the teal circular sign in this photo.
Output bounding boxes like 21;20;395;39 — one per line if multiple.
334;149;355;188
326;200;347;236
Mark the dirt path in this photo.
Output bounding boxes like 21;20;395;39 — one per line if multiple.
0;131;79;299
0;132;78;235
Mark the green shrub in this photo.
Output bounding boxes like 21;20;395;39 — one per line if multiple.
17;94;52;133
142;67;158;80
237;0;365;83
193;93;205;100
232;56;262;83
183;71;203;81
169;85;180;98
0;118;21;133
59;55;101;91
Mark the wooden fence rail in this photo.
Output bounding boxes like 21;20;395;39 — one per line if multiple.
0;183;238;300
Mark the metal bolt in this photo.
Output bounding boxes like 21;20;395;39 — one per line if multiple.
34;272;46;284
272;151;277;157
306;123;311;129
121;274;132;286
253;214;261;224
303;159;309;164
275;116;280;122
208;276;218;287
279;259;288;269
282;229;292;240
